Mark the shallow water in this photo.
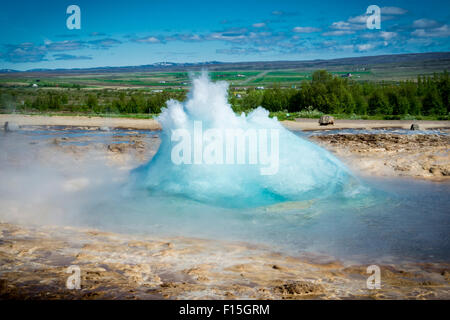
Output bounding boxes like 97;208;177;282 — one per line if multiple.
16;126;159;143
76;176;449;265
2;126;449;265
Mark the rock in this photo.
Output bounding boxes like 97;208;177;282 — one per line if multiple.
410;123;420;130
99;126;110;131
108;143;128;153
310;133;450;181
319;115;334;126
0;279;7;293
272;265;282;270
273;280;323;296
4;121;19;132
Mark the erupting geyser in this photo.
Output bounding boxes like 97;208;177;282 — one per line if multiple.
132;72;356;207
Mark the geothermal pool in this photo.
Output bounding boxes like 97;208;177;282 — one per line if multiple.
1;73;449;266
66;175;446;264
1;126;449;265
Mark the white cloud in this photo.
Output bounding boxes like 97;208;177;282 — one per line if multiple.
380;31;397;40
209;30;248;42
338;44;354;51
189;34;202;41
322;30;355;36
357;43;374;51
216;46;270;55
381;7;407;15
362;31;397;41
330;21;365;31
292;26;321;33
252;23;266;28
412;19;439;29
164;34;204;42
331;21;352;30
412;24;450;37
348;15;367;24
133;36;160;43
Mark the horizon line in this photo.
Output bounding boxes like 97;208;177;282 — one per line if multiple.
1;51;449;73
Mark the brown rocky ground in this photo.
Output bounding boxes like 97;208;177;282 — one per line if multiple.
310;133;450;181
0;125;449;299
0;222;449;300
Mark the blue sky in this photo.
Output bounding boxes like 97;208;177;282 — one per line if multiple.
0;0;449;70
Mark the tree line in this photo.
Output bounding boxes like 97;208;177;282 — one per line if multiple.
234;70;449;117
1;70;449;117
0;89;186;114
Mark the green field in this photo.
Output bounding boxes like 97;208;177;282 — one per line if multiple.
2;52;449;90
1;54;449;121
0;66;446;90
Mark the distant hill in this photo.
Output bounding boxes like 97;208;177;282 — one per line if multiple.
0;69;20;73
1;52;449;75
8;61;225;74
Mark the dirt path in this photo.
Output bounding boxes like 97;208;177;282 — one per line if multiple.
284;118;450;131
0;114;161;130
240;70;269;84
2;114;449;131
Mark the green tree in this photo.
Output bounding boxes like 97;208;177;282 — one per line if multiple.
261;87;286;112
422;88;444;115
312;70;332;84
147;93;167;114
86;94;98;111
241;90;263;111
341;88;356;114
368;90;389;115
